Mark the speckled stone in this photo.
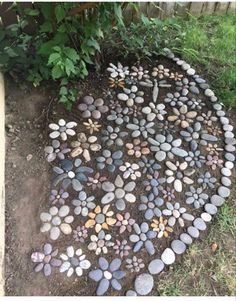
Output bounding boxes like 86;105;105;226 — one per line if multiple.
205;203;217;215
187;226;199;238
134;273;154;296
193;218;206;231
171;240;186;254
148;259;164;275
180;233;193;245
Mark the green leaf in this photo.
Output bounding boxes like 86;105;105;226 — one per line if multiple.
59;86;68;95
87;39;100;52
48;53;61;65
114;3;124;26
25;8;39;16
40;21;53;33
55;4;66;23
64;47;80;62
65;58;75;76
51;64;64;79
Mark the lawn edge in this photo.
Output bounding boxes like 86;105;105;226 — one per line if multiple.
0;72;5;296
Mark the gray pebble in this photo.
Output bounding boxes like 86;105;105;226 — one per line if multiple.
193;218;206;231
126;290;137;296
225;153;235;162
116;199;125;211
134;273;154;296
211;195;225;207
187;68;195;75
201;133;218;142
180;233;193;245
205;203;217;215
221;167;231;177
225;145;236;152
218;186;230;198
187;226;199;238
171;240;186;254
221;176;231;187
220;117;229;125
148;259;164;275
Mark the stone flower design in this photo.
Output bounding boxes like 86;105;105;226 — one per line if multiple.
53;158;93;191
152;65;170;78
180;122;202;143
116;212;135;234
49;119;77;141
197;110;217;126
185;186;209;209
127;104;142;118
126;118;155;139
87;172;107;190
72;191;96;216
118;85;144;107
49;188;69;205
31;243;62;276
44;140;71;162
96;150;123;172
88;230;114;255
175;77;200;95
130;65;149;80
113;239;131;258
186;97;205;110
101;175;136;211
78;96;108;119
126;138;150;158
129;222;156;255
107;62;129;78
142;102;167;122
207;125;222;136
148;133;187;161
101;125;128;147
170;71;183;81
206;143;223;156
73;225;88;243
206;155;223;170
89;257;126;296
151;217;173;238
197;171;217;189
85;205;116;233
162;187;176;202
126;256;145;273
165;161;195;192
109;77;125;88
162;202;194;227
185;150;206;168
143;171;166;196
138;156;161;175
119;162;141;180
60;246;91;277
164;92;188;107
83;119;102;135
138;194;163;220
107;107;130;125
40;205;74;240
70;132;101;161
168;105;197;128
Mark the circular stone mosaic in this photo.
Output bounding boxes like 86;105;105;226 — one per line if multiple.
31;49;235;296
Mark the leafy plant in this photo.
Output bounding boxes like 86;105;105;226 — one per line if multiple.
0;2;130;109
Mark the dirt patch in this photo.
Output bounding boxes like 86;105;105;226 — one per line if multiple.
5;56;236;296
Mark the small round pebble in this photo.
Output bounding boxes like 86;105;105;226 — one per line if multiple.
205;203;218;215
180;233;193;245
193;218;206;231
148;259;164;275
161;248;175;265
171;240;186;254
187;226;199;238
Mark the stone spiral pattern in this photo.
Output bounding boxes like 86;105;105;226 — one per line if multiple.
30;49;235;296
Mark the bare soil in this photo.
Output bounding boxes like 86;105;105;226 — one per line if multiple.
4;56;236;296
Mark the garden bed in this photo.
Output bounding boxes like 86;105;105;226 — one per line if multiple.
5;54;235;296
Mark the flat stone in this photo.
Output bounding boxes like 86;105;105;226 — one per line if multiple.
101;192;115;204
102;182;115;192
225;145;236;152
221;167;231;177
221;177;231;187
145;240;155;255
225;161;234;169
126;290;137;296
201;212;212;222
134;273;154;296
180;233;193;245
89;269;103;281
161;248;175;265
218;186;230;198
97;278;109;296
116;199;126;211
171;240;186;254
205;203;217;215
187;68;195;75
193;218;206;231
210;195;224;207
50;227;60;240
148;259;164;275
117;93;128;101
187;226;199;238
225;153;235;162
201;133;218;142
172;147;188;157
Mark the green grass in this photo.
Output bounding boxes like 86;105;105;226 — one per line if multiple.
175;15;236;107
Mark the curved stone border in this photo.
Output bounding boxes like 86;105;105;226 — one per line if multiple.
0;72;5;296
126;49;235;296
